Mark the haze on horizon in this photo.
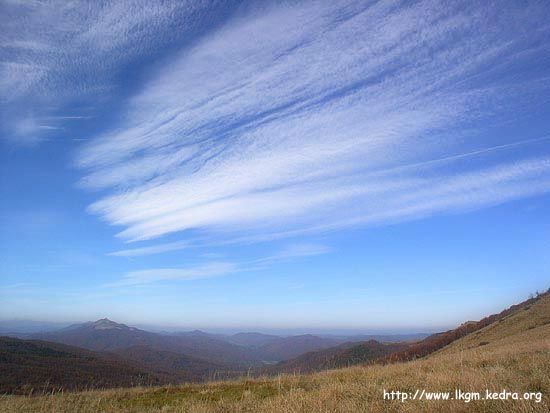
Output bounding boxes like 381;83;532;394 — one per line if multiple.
1;0;549;330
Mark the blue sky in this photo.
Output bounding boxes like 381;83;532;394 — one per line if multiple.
1;0;549;332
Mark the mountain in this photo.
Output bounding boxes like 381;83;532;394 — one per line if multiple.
33;319;262;367
325;333;429;342
0;336;163;394
383;290;550;363
32;320;361;366
436;290;550;355
0;320;69;335
173;329;226;340
223;332;281;347
5;291;548;411
266;340;409;374
261;292;550;374
112;345;235;382
254;334;343;362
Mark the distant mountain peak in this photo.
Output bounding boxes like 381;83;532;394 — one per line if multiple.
91;318;131;330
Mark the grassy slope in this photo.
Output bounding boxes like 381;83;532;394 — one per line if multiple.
1;294;549;412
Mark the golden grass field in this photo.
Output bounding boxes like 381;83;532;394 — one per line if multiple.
1;295;549;413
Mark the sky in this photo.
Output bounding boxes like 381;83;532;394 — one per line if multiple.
1;0;549;333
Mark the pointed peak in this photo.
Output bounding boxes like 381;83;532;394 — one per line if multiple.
91;318;129;330
93;318;115;324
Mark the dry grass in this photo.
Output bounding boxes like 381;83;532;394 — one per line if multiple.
2;296;549;413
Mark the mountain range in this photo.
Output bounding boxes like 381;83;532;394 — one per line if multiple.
32;319;261;367
30;319;422;365
5;289;547;411
13;294;549;396
29;319;373;366
1;317;426;393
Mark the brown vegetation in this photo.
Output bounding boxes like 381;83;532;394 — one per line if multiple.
384;290;550;363
0;337;163;395
1;292;548;412
265;340;408;374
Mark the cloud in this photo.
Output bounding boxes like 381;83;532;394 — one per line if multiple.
8;1;549;244
106;242;329;286
108;240;190;257
75;0;550;245
106;262;238;287
254;243;332;265
0;0;211;144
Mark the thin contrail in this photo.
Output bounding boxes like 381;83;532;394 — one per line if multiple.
376;134;550;175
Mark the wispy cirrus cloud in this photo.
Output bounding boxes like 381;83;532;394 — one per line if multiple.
107;262;238;287
7;1;549;247
108;240;190;257
253;243;333;265
74;0;550;246
0;0;214;144
107;242;331;286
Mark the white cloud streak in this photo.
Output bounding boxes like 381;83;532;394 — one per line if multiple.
8;1;550;244
108;241;190;257
0;0;212;144
253;243;332;265
107;262;238;287
75;0;550;244
107;242;331;286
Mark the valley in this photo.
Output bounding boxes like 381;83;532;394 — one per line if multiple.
1;291;548;412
